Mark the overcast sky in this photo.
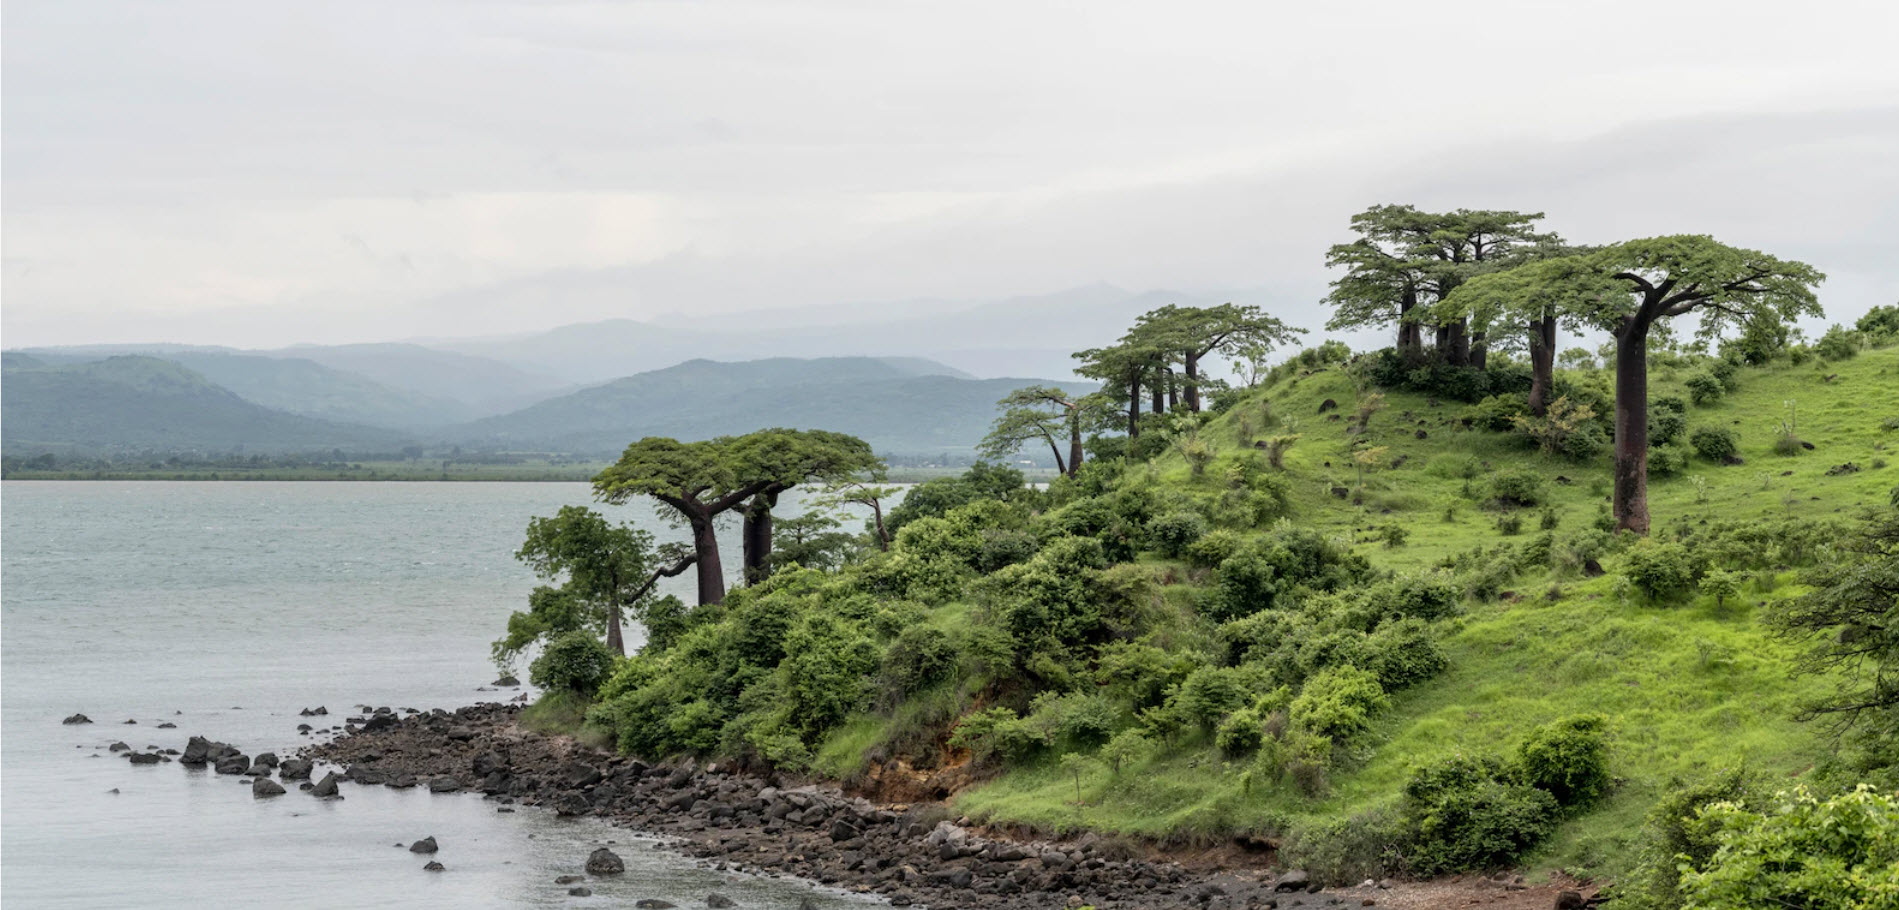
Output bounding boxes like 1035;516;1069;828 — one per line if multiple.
5;0;1897;349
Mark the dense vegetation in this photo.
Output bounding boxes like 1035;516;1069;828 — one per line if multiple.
494;213;1899;902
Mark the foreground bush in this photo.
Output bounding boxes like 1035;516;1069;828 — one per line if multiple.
529;630;618;697
1679;786;1899;910
1402;754;1559;875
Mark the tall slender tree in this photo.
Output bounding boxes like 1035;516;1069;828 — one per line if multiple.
980;386;1113;477
1136;304;1302;412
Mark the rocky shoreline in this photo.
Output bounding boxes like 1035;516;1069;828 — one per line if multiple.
282;702;1595;910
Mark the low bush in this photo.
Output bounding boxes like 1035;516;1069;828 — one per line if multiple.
1147;510;1208;559
1624;538;1695;603
1678;786;1899;910
1689;426;1739;463
1516;714;1612;811
1490;469;1546;508
529;631;617;697
1290;665;1387;744
1402;754;1560;875
1686;371;1725;406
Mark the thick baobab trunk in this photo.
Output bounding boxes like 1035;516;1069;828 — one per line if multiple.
1444;319;1471;367
740;491;780;584
1165;368;1179;410
689;512;727;605
1183;353;1202;412
1150;376;1165;415
1469;330;1488;369
1527;314;1557;417
1398;290;1423;363
1612;321;1652;535
1126;374;1142;437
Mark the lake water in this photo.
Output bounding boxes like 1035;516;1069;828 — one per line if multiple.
0;481;882;909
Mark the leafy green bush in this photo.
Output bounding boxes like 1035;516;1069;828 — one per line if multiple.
1364;618;1449;691
528;631;617;697
947;707;1048;764
1282;808;1407;886
1616;768;1762;910
1147;510;1209;558
1490;469;1546;508
1516;714;1612;811
1290;665;1387;744
1686;371;1726;406
1172;666;1256;732
1679;786;1899;910
1649;397;1688;448
879;625;960;699
1216;706;1265;756
1363;572;1463;621
1402;754;1560;875
1649;444;1692;478
1813;324;1863;361
1469;394;1528;433
1624;538;1695;603
1690;426;1739;463
1185;528;1244;568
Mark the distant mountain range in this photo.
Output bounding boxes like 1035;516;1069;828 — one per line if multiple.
1;354;409;454
2;282;1309;458
1;351;1083;459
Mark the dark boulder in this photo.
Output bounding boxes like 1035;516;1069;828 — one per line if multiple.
1273;870;1310;892
215;754;250;775
252;778;287;798
586;847;625;875
492;675;520;687
311;772;342;798
109;742;131;752
568;887;593;897
279;759;314;781
410;836;439;854
62;714;93;725
423;861;445;872
427;777;461;793
554;875;584;885
706;894;736;908
299;706;329;716
360;714;399;733
471;751;508;777
127;752;163;765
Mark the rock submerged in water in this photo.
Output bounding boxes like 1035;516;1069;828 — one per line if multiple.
492;675;520;687
310;772;342;798
409;836;439;854
427;776;461;793
252;778;287;798
127;752;164;765
279;759;314;781
635;901;676;909
62;714;93;725
586;847;625;875
706;893;736;908
423;861;445;872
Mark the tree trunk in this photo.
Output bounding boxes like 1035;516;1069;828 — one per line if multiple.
1150;371;1165;415
1398;290;1423;363
1067;413;1085;478
871;501;889;551
1126;373;1141;438
740;489;782;584
1469;330;1488;369
1527;314;1557;417
1444;319;1470;367
1184;353;1202;412
605;596;625;656
1044;433;1067;475
1166;368;1179;410
689;511;726;605
1612;320;1652;535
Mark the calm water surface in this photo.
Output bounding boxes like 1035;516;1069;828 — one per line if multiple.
1;481;878;909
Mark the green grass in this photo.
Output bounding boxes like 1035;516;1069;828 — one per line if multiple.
946;344;1899;880
521;690;615;749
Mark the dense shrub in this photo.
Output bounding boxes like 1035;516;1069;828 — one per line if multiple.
1689;425;1739;463
1364;618;1450;691
1649;397;1688;448
1148;510;1209;558
1363;572;1463;621
1489;469;1546;508
1290;665;1387;743
1648;444;1691;478
947;707;1047;764
1679;786;1899;910
1616;769;1762;910
1813;324;1863;361
1172;666;1256;731
1516;714;1611;811
1216;706;1265;756
1685;371;1725;406
1402;755;1560;875
529;631;617;697
879;625;960;699
1469;395;1528;433
1185;528;1244;568
884;462;1030;536
1624;538;1695;603
1856;304;1899;339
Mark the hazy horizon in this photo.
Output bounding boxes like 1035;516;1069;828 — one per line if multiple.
6;1;1898;350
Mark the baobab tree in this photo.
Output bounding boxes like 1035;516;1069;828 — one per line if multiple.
1137;304;1302;412
979;386;1113;477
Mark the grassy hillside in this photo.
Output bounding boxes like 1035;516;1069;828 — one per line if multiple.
454;356;1089;457
1;355;410;455
944;344;1896;878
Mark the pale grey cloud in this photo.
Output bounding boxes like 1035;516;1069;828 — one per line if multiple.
4;0;1897;348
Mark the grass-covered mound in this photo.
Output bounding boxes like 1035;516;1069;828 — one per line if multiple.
552;337;1899;893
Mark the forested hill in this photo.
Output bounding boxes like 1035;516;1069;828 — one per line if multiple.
451;356;1088;457
0;355;409;454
